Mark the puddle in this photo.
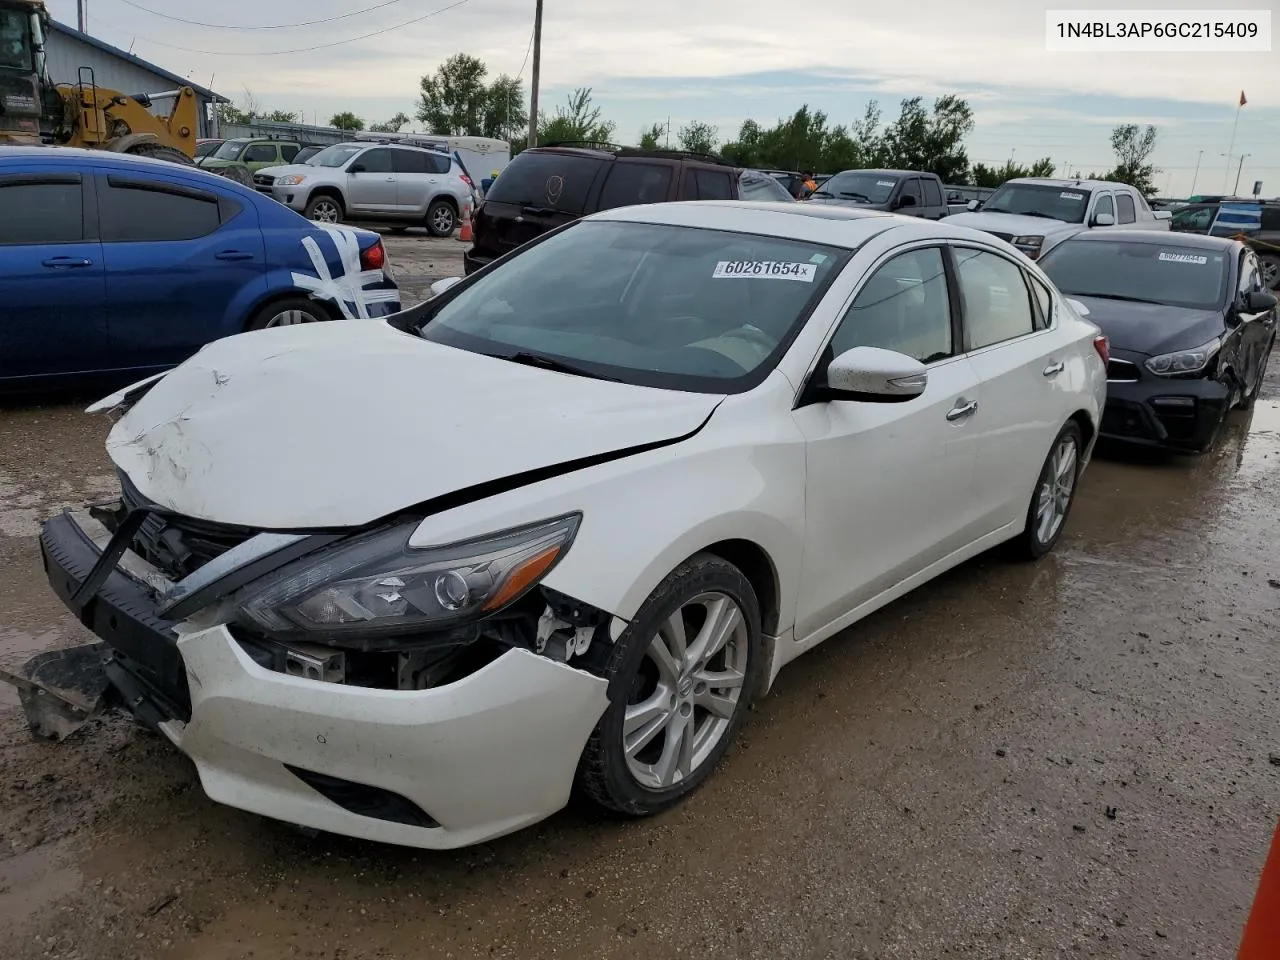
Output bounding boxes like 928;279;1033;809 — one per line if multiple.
1233;399;1280;478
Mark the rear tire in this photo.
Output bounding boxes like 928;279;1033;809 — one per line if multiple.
304;194;344;224
1013;421;1083;560
244;297;331;331
123;143;193;166
575;553;762;816
425;199;457;237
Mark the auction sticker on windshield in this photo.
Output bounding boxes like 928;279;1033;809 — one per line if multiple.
1159;251;1209;264
713;261;817;282
1061;192;1084;200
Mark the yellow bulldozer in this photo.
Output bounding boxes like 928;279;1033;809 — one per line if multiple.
0;0;197;164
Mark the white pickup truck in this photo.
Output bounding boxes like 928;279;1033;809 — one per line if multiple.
944;177;1171;261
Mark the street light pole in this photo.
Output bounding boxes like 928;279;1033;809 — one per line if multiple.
1189;149;1203;196
526;0;543;149
1234;153;1251;196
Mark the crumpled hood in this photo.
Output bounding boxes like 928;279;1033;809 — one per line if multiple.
944;211;1077;238
106;322;721;529
1068;296;1224;356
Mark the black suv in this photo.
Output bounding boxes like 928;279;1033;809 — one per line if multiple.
1170;198;1280;290
464;143;791;274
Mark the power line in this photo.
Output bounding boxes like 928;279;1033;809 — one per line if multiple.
515;19;534;81
110;0;412;30
90;0;474;55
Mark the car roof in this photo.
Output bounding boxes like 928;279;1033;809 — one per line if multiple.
832;168;925;178
0;145;259;186
1006;177;1127;190
585;200;1026;249
1062;229;1244;252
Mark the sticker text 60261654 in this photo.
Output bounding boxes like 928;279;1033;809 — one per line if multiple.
713;261;817;282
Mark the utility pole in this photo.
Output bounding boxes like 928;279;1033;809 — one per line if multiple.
1189;149;1203;196
77;0;87;32
1234;153;1251;196
526;0;542;149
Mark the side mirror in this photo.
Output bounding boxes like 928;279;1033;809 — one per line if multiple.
1064;297;1091;318
967;199;980;211
1245;290;1278;312
823;346;927;402
894;194;916;209
1092;212;1115;227
348;162;367;174
430;276;463;297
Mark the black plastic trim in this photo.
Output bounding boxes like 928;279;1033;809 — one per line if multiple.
284;765;440;829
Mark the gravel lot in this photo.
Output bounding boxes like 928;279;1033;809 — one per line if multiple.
0;273;1277;959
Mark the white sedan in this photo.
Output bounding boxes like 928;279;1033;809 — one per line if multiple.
34;201;1107;849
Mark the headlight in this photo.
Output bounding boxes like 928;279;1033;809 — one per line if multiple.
234;514;581;641
1144;337;1221;376
275;175;306;186
1011;235;1044;257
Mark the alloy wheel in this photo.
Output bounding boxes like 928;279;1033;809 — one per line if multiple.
311;200;339;223
623;591;749;790
431;206;455;234
265;309;314;327
1035;436;1077;544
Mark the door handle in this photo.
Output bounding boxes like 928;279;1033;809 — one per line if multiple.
215;251;254;261
42;256;92;268
946;398;978;421
1043;361;1065;377
385;177;396;182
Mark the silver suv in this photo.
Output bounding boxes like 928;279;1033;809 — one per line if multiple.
253;142;476;237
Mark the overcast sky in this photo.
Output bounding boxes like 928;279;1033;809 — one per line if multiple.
46;0;1278;195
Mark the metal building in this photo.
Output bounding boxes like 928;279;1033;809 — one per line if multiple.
42;20;227;138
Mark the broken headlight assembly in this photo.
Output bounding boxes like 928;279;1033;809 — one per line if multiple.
231;513;581;643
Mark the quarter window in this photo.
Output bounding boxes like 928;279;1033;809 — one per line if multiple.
99;181;221;242
955;248;1036;348
1116;194;1136;224
830;247;953;364
1029;275;1054;329
0;181;83;244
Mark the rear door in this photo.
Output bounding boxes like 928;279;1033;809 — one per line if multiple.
678;165;734;201
96;171;266;371
0;170;108;380
391;148;437;216
345;148;398;214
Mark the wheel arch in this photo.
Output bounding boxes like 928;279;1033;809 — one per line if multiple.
304;186;345;211
1068;408;1096;454
239;287;337;331
693;539;780;699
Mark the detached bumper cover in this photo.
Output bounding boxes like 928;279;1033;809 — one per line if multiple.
38;510;611;850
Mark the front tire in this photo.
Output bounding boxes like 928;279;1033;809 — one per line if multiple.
576;553;762;816
244;297;331;331
304;194;344;224
1014;421;1082;560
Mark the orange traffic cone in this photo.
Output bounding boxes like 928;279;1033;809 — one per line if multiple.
457;203;473;243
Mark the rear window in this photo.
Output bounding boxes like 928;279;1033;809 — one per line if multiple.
484;152;603;215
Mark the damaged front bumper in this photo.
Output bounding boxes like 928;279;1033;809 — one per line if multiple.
31;509;611;849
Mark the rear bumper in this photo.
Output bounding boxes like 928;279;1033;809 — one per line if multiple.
462;248;492;275
1100;375;1230;452
39;510;610;849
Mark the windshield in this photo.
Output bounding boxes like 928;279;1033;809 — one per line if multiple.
294;146;323;164
409;220;848;392
811;172;899;203
0;8;32;71
982;183;1092;222
211;139;250;160
1039;239;1229;311
308;144;365;167
194;141;221;158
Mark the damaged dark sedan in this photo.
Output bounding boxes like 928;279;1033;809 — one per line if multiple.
1038;231;1277;452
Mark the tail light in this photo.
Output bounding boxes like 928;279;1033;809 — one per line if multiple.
1093;334;1110;366
460;173;474;187
360;239;386;272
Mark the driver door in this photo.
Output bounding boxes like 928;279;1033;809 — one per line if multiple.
791;245;983;642
345;148;398;214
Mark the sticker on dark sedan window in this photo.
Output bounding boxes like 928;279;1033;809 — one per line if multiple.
713;261;816;282
1158;251;1208;265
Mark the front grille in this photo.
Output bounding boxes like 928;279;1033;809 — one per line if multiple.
1107;358;1140;381
120;474;254;580
253;173;275;186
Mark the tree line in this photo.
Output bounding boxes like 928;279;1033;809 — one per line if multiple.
217;54;1160;194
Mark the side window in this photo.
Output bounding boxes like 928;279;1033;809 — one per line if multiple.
243;144;276;163
393;150;430;174
280;144;300;162
1093;194;1115;222
598;163;673;210
1029;275;1054;329
1172;204;1215;232
899;178;923;206
0;179;83;244
738;172;791;202
922;178;943;208
954;248;1037;349
428;153;451;175
693;168;734;201
354;149;394;173
1116;193;1136;224
99;180;222;242
830;247;953;364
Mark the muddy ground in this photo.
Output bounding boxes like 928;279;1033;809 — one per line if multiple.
1;279;1277;958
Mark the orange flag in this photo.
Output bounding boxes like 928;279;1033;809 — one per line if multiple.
1240;90;1248;107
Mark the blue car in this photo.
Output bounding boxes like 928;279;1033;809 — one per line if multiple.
0;146;401;391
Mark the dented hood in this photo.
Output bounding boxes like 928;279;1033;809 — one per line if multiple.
106;321;721;529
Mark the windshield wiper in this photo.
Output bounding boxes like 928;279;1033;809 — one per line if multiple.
810;190;834;198
836;191;872;201
496;351;621;381
1018;211;1060;219
1070;292;1165;305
